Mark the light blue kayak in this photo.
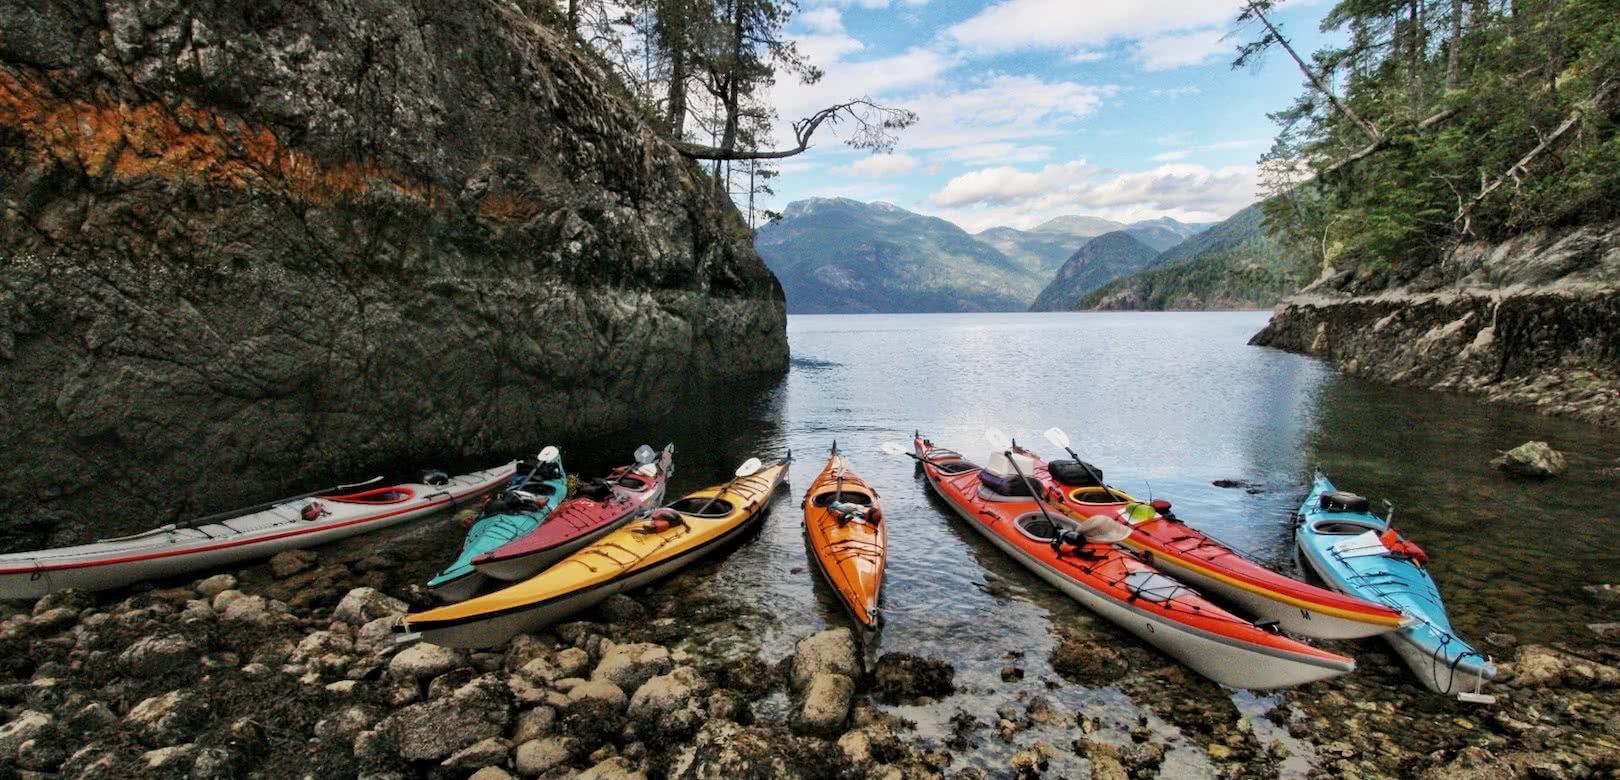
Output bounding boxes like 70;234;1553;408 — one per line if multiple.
428;449;568;602
1295;471;1496;694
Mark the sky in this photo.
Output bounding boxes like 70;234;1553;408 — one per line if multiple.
757;0;1343;232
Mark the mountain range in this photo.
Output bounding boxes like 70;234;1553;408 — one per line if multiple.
1027;231;1161;312
1077;202;1301;311
754;198;1215;314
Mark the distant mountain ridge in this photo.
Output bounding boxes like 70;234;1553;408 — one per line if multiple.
755;198;1214;313
754;198;1040;313
1028;231;1161;312
1077;203;1301;311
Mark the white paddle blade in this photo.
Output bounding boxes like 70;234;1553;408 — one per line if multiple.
735;457;764;477
538;445;561;462
879;442;908;456
633;444;657;464
1043;427;1071;450
985;427;1013;451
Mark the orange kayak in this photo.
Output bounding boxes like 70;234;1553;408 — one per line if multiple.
802;446;887;629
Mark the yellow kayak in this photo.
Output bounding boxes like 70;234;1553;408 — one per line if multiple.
405;457;789;648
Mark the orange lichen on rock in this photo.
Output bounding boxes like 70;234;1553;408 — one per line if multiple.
0;67;444;208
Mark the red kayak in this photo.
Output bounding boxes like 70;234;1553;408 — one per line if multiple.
1021;448;1407;639
914;434;1353;690
473;444;673;581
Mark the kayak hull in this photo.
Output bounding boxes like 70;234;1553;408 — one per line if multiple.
407;459;787;649
0;465;516;600
474;446;674;582
428;463;568;601
1295;472;1496;694
1040;481;1406;640
802;451;886;630
915;436;1352;690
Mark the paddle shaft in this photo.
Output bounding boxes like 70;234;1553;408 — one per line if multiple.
1052;442;1128;504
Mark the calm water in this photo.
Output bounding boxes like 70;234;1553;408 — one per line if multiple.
433;311;1620;776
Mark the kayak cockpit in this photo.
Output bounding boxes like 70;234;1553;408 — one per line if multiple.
1312;518;1386;535
328;486;417;504
668;497;734;518
1066;486;1129;505
1014;512;1080;542
811;491;872;507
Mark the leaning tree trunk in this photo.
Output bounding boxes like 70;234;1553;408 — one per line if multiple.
1447;0;1463;88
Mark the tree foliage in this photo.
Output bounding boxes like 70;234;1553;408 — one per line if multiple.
1238;0;1620;286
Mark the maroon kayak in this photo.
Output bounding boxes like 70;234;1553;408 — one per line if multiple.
473;444;672;581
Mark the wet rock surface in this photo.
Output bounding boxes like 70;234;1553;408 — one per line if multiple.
0;0;787;548
4;538;1620;780
1252;225;1620;427
1492;441;1569;479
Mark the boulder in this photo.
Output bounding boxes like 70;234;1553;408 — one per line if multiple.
0;710;51;761
596;594;648;624
270;549;319;578
290;630;355;664
592;642;672;692
118;632;199;674
195;574;238;598
332;587;410;625
1510;645;1620;688
355;615;403;655
471;768;516;780
628;667;707;720
790;628;859;691
389;643;466;682
512;706;558;743
556;647;593;678
793;672;854;736
578;756;648;780
142;744;197;771
515;736;578;776
872;654;955;701
568;680;629;711
220;595;290;625
31;607;80;633
1492;441;1568;479
1589;623;1620;641
442;736;511;770
667;720;839;779
377;675;512;761
126;690;204;747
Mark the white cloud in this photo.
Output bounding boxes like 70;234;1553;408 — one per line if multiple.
1068;48;1108;63
1138;28;1231;71
844;153;919;176
924;160;1257;230
1150;86;1202;98
936;142;1055;165
1152;150;1190;162
806;0;930;7
894;76;1116;151
799;7;846;34
946;0;1243;53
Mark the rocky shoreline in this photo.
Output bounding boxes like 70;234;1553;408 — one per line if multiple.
1250;220;1620;428
2;529;1617;780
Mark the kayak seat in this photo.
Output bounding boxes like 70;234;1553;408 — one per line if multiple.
1313;519;1383;535
811;492;872;507
616;474;649;490
934;461;978;475
1014;512;1082;542
666;497;734;518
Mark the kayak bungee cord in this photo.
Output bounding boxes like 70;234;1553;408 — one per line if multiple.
1330;544;1488;694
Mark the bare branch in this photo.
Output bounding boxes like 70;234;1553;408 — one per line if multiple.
1320;108;1458;178
1457;76;1619;234
675;99;917;161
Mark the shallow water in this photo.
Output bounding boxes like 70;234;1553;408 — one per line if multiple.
422;311;1620;776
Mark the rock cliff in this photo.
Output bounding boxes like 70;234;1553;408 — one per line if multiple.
0;0;786;547
1252;221;1620;426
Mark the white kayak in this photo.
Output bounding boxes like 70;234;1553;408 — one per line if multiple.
0;463;516;600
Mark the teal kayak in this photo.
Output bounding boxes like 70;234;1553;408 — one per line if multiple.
429;449;568;602
1295;471;1496;694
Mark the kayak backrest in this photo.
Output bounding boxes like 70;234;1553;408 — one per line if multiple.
1311;518;1384;536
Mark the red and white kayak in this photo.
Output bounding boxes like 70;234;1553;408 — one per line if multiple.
0;464;516;600
914;435;1353;690
473;445;674;581
1020;451;1407;639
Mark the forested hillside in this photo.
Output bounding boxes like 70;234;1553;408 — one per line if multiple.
1243;0;1619;289
1080;204;1297;310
